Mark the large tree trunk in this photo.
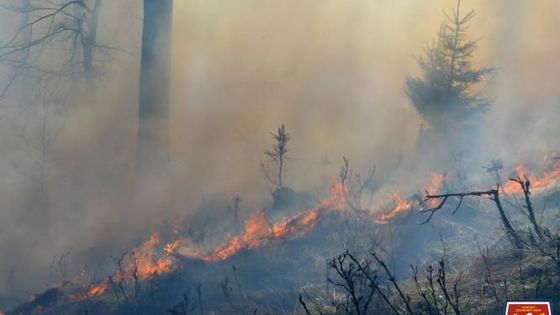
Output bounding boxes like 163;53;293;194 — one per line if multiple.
136;0;173;179
83;0;102;78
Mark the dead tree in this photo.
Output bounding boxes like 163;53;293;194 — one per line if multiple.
411;264;440;314
0;0;105;81
435;260;462;315
510;176;544;240
324;250;415;315
480;248;501;303
422;185;523;249
262;124;290;187
0;1;106;213
228;194;241;226
327;251;377;315
167;289;197;315
108;253;131;309
370;252;414;315
411;258;464;315
339;157;376;214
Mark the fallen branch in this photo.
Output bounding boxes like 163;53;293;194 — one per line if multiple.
422;185;523;249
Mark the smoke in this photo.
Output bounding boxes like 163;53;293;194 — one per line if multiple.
0;0;558;297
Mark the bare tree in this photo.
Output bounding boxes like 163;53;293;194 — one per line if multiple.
261;124;290;187
167;289;197;315
510;175;544;240
339;157;376;214
326;251;377;315
0;0;105;83
228;194;242;226
422;185;523;249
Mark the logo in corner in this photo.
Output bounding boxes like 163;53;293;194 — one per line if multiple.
505;301;552;315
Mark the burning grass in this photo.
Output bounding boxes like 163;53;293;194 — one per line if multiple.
7;154;560;314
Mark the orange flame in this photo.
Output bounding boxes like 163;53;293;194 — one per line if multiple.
375;192;412;223
75;233;178;300
502;162;560;195
425;173;444;195
424;173;444;207
85;283;107;297
193;184;347;261
76;184;347;300
133;233;176;277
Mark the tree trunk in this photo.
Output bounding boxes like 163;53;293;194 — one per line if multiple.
492;190;523;249
83;0;102;78
136;0;173;179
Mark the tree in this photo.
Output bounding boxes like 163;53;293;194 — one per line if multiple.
0;0;104;211
136;0;173;178
262;124;290;187
0;0;104;84
405;0;493;131
422;186;523;249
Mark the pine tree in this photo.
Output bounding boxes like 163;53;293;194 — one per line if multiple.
405;0;493;131
263;124;290;187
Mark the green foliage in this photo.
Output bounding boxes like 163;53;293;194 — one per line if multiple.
405;0;494;129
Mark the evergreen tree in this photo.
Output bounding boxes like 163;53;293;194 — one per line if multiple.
405;0;493;131
263;124;290;187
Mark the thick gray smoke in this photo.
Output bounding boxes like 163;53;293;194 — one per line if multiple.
0;0;558;297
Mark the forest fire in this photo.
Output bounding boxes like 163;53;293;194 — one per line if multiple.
375;192;413;223
2;0;560;313
69;159;560;303
425;173;445;195
424;173;445;207
14;156;560;313
374;173;444;223
502;162;560;195
185;183;347;261
75;233;178;301
73;184;348;301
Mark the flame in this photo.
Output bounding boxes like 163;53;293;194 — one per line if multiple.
73;159;559;301
85;283;107;297
425;173;444;195
133;233;176;277
75;184;347;300
375;192;412;223
75;233;178;300
192;184;347;261
424;173;445;207
38;155;560;309
502;162;560;195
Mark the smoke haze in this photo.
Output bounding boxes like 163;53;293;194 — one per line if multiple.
0;0;558;296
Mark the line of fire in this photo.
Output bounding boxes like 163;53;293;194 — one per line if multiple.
0;1;559;314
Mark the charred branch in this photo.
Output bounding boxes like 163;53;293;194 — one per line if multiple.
327;251;377;315
436;259;461;315
0;0;105;92
510;176;544;240
339;157;376;214
422;186;523;249
298;294;313;315
371;252;414;315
